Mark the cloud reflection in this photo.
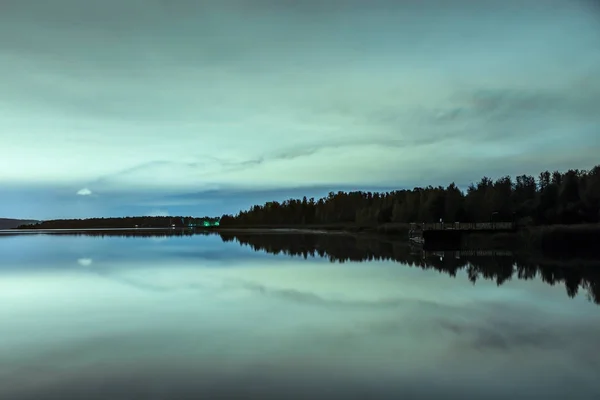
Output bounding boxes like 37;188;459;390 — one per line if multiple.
1;233;600;399
77;258;93;267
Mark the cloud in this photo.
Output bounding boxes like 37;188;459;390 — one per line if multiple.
77;188;93;196
1;0;599;217
148;209;169;217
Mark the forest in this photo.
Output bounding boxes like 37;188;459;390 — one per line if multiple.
12;165;599;230
219;165;600;227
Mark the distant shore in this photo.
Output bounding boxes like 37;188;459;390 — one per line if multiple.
7;223;599;253
11;222;411;235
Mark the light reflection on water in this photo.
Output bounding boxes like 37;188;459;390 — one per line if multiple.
0;232;599;400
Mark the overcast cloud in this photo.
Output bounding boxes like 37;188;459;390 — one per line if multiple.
1;0;599;218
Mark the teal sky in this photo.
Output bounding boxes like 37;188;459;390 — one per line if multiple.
1;0;599;219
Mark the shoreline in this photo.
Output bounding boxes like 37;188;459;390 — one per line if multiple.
8;222;599;235
216;223;600;253
6;223;599;253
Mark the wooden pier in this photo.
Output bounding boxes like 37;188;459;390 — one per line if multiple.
409;222;516;249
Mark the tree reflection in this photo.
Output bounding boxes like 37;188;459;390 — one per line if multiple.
218;231;600;304
2;229;598;304
0;230;202;238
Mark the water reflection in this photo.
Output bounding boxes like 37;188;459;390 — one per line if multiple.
2;229;599;304
1;229;197;238
1;230;599;400
218;231;600;305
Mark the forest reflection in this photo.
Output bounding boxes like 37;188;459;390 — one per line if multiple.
218;231;600;305
2;229;598;305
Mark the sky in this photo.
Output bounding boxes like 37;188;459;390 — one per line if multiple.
1;0;599;219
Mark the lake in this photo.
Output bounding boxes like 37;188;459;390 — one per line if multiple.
1;230;599;400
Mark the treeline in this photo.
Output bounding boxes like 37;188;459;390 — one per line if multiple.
219;165;600;226
17;216;220;229
219;232;600;304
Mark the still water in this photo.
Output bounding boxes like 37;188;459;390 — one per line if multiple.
1;231;599;400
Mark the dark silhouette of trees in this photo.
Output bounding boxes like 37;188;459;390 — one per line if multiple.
220;165;600;227
13;165;600;230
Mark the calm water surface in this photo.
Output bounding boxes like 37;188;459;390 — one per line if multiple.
1;231;599;399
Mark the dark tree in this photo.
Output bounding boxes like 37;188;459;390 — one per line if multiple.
220;165;600;228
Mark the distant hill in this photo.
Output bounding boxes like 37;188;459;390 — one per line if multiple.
0;218;42;229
